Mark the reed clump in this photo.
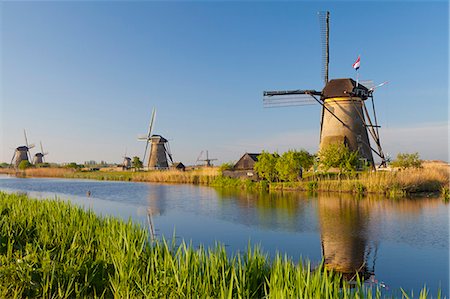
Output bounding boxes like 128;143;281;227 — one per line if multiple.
2;191;439;298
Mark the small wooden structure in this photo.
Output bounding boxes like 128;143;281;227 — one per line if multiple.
223;153;261;181
171;162;186;171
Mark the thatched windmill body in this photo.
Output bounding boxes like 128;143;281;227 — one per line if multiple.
33;142;48;164
138;108;174;169
11;130;35;168
263;12;386;167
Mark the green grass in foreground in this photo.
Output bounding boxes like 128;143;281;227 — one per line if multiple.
0;192;443;298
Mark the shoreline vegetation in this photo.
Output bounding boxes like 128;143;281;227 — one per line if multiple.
0;192;441;298
0;161;448;198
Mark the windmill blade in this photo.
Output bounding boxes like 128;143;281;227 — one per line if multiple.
359;80;375;90
142;108;156;165
143;139;150;166
10;152;16;167
264;94;320;108
147;108;156;138
369;81;389;92
195;150;204;165
263;90;322;108
40;141;44;154
165;142;173;164
24;129;29;148
318;11;330;85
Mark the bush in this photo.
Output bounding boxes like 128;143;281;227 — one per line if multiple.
219;162;234;173
318;143;359;174
390;152;422;169
18;160;32;170
65;162;82;170
254;151;279;182
132;156;143;170
276;150;314;182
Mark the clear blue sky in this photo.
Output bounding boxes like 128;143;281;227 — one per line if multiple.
1;1;448;164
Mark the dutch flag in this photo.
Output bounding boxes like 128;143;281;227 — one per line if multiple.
352;56;361;70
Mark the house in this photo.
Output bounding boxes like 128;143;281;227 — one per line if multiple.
223;153;261;181
171;162;186;171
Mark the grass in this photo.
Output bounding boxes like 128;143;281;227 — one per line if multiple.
0;191;443;298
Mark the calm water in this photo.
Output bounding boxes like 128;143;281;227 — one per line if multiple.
0;175;448;296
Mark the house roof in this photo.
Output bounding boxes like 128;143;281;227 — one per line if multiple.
246;153;261;162
172;162;185;168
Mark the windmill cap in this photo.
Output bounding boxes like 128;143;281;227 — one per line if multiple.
322;78;370;100
150;134;168;143
35;153;44;157
16;146;29;151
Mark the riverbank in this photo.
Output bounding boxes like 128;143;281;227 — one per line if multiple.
0;191;439;298
1;161;448;197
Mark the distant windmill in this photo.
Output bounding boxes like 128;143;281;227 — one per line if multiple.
263;11;387;168
138;108;174;169
122;148;131;169
11;130;35;168
197;150;217;167
33;141;48;164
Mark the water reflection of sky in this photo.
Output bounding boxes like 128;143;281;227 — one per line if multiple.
0;175;448;296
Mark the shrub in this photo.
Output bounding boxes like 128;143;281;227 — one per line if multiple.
18;160;32;170
254;151;279;182
276;150;314;182
318;143;359;174
390;152;422;169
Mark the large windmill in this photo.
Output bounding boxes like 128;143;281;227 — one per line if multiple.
33;141;48;164
138;108;174;169
11;130;35;168
263;11;386;168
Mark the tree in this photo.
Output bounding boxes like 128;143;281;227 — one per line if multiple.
318;143;359;174
254;151;279;182
132;156;143;170
18;160;32;170
276;150;315;182
390;152;422;169
65;162;81;169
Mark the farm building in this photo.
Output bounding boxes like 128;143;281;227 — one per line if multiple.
223;153;261;181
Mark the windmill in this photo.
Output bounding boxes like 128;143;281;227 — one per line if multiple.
263;11;386;168
122;148;132;169
33;141;48;164
138;108;174;169
11;130;35;168
197;150;218;167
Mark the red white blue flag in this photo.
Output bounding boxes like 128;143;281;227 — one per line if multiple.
352;56;361;70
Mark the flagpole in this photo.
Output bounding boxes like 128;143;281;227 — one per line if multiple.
356;69;359;87
356;54;360;86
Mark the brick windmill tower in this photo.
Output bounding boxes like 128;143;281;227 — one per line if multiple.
138;108;174;169
11;130;35;168
263;12;386;168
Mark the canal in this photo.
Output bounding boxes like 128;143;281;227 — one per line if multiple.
0;175;448;296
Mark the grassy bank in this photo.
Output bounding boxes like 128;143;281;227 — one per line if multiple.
1;162;448;196
0;192;440;298
213;163;449;197
0;167;219;184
